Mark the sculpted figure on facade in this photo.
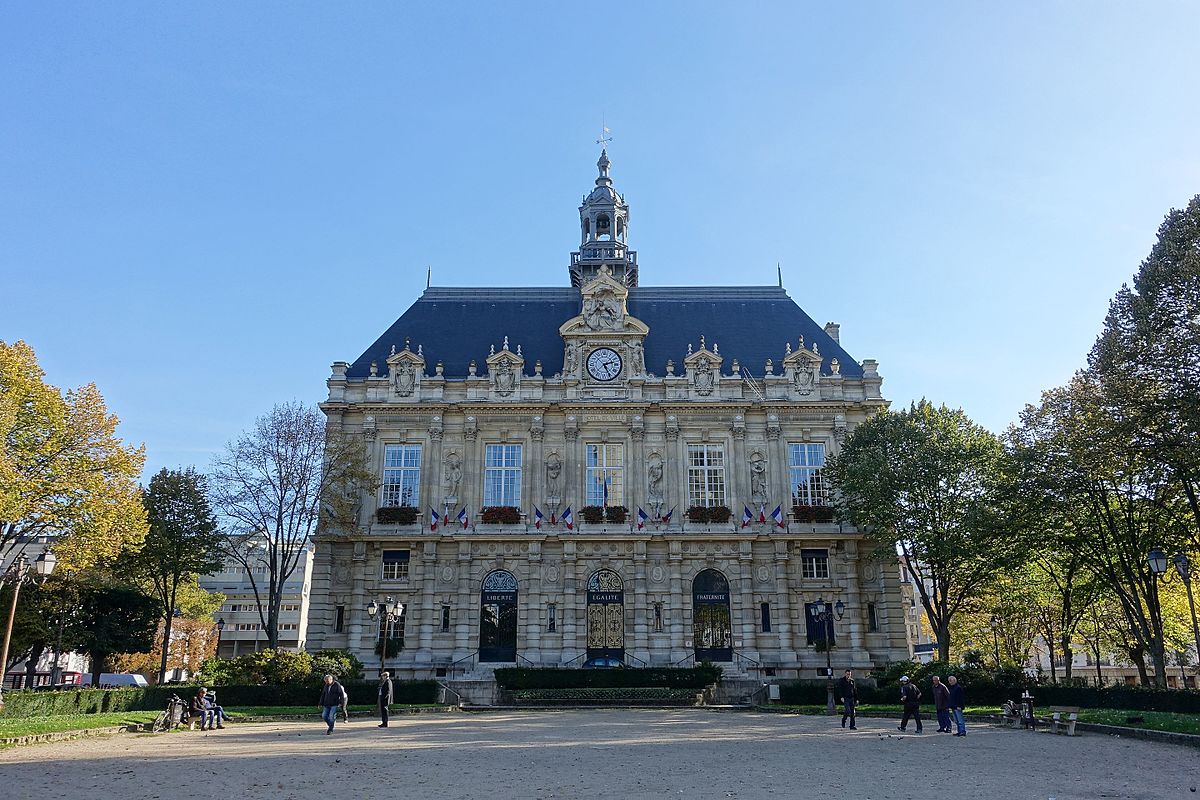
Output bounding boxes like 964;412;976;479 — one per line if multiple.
545;451;563;498
494;357;516;396
647;452;664;518
443;451;462;498
694;356;715;396
794;364;816;396
394;360;416;396
564;341;579;376
583;289;621;330
749;451;768;505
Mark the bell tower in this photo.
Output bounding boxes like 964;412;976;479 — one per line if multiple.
569;149;638;287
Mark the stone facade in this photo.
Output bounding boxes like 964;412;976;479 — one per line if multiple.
306;150;910;680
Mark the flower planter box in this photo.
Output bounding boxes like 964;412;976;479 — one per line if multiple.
792;505;835;523
481;506;521;524
376;506;419;525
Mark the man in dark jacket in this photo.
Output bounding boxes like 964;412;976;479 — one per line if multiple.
897;675;923;733
377;671;394;728
931;675;951;732
318;674;347;735
836;669;858;729
947;675;967;736
190;688;215;730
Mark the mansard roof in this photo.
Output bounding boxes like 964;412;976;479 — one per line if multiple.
346;286;864;380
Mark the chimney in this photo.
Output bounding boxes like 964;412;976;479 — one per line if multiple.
823;322;841;344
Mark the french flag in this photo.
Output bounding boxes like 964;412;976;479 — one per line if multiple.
636;507;648;530
562;506;574;530
534;506;544;530
661;507;674;524
741;505;754;528
758;505;767;524
771;504;786;528
458;507;469;529
430;508;440;531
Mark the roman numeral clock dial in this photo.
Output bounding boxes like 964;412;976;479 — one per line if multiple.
586;347;623;382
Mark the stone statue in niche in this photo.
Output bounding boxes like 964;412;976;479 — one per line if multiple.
749;451;768;505
494;357;516;396
629;342;645;375
694;357;715;396
564;342;579;375
646;453;664;518
394;360;416;396
794;365;815;396
443;451;462;498
545;452;563;497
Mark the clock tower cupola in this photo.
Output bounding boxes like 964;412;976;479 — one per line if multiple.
569;149;638;288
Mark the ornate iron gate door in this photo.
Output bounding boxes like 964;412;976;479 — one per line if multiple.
692;569;733;662
479;570;518;662
586;569;625;661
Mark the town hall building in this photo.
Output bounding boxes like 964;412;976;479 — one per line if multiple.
306;149;911;689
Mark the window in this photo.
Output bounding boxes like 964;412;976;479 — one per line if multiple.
484;444;523;506
653;603;664;633
235;623;260;632
801;548;829;580
585;444;624;506
547;603;557;632
789;443;828;506
440;605;451;633
760;602;772;632
383;444;422;507
279;623;298;631
686;444;726;507
334;605;345;633
280;604;301;613
381;549;410;581
867;602;879;633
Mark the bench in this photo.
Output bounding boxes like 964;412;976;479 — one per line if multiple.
1000;700;1024;729
1049;706;1080;736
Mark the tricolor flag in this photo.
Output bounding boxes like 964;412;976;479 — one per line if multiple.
534;506;544;530
771;504;786;529
562;506;574;530
430;508;440;531
458;507;470;529
602;474;610;507
758;504;767;524
636;507;648;530
741;505;754;529
661;507;674;524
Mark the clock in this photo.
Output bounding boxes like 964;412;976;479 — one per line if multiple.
586;348;623;381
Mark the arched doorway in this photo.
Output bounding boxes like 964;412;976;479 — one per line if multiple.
480;570;518;662
692;569;732;662
586;569;625;662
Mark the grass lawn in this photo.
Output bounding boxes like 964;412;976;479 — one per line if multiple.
225;704;441;717
0;711;160;739
767;705;1199;736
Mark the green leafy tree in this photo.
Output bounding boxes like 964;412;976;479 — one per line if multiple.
121;468;223;683
210;402;375;648
1088;195;1200;543
73;582;161;683
828;400;1023;661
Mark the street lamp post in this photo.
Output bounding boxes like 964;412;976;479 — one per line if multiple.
808;597;846;715
0;552;56;703
215;618;226;659
1163;551;1200;687
989;614;1001;668
367;597;406;677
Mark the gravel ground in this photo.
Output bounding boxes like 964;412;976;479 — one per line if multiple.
1;710;1196;799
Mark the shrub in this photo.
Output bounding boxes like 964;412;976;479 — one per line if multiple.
309;649;365;683
493;665;722;690
512;687;697;701
480;506;521;524
580;506;605;524
376;506;418;524
605;505;628;524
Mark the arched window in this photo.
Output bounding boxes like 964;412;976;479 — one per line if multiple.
480;570;518;662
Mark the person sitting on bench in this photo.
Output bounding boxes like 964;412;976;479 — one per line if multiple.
190;688;218;730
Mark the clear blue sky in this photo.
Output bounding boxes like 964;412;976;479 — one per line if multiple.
4;3;1198;478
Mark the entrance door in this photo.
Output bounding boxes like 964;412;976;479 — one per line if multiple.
692;569;732;662
479;570;518;662
586;569;625;662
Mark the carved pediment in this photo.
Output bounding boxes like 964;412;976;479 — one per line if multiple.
683;337;723;397
782;337;822;397
385;340;426;397
485;337;525;398
559;267;649;338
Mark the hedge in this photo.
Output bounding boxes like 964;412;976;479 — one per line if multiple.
512;687;699;701
0;680;441;719
494;665;722;690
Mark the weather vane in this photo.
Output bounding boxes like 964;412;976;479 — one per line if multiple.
596;118;612;149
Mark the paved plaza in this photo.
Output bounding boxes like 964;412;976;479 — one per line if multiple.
1;710;1194;799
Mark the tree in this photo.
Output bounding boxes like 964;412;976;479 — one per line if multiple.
111;577;224;681
0;340;148;576
828;400;1023;661
209;402;373;648
1089;196;1200;543
1010;373;1191;687
1;576;81;685
73;582;160;683
121;468;223;682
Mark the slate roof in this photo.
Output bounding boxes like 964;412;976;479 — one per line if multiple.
346;286;864;380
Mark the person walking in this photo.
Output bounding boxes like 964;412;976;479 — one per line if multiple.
836;669;858;729
318;674;347;735
897;675;923;733
931;676;951;732
339;684;351;725
377;671;394;728
947;675;967;736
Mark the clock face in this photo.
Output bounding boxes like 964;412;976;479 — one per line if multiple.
586;348;623;381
